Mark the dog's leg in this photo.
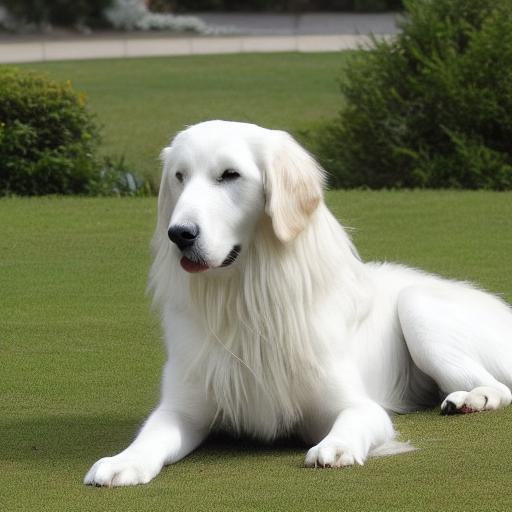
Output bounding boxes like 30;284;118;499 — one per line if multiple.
398;285;512;415
305;400;400;468
83;405;209;487
84;360;213;487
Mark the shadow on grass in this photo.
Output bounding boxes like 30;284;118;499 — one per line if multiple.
1;414;306;464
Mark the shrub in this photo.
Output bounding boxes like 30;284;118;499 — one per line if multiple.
0;68;102;195
0;68;149;196
92;156;154;196
315;0;512;189
0;0;112;28
163;1;402;12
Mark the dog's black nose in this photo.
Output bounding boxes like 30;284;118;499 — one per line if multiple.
168;224;199;250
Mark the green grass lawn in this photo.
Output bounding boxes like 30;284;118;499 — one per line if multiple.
18;53;348;185
2;191;512;511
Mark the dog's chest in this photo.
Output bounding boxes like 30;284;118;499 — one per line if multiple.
202;338;316;440
189;269;327;439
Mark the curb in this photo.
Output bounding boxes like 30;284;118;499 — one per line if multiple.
0;34;392;63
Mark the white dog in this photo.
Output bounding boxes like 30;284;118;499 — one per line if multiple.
85;120;512;486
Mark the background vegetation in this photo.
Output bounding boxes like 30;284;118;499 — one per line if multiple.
315;0;512;189
0;0;402;30
9;0;512;193
0;68;103;195
0;67;150;196
164;0;403;13
0;0;113;27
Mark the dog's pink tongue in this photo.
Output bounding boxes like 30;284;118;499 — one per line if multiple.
180;257;209;273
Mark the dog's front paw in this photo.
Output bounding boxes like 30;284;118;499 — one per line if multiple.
305;436;364;468
84;454;160;487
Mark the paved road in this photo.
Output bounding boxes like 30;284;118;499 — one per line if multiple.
0;12;400;63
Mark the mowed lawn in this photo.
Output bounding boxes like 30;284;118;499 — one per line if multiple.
18;53;348;184
2;191;512;511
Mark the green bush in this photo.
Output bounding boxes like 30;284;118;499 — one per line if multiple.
93;156;155;196
1;0;112;28
315;0;512;189
0;68;102;195
0;68;149;196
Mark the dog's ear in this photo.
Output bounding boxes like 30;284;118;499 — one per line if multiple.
154;146;173;244
149;145;176;306
264;132;325;243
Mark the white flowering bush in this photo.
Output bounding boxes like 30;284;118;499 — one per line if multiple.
104;0;146;30
105;0;237;34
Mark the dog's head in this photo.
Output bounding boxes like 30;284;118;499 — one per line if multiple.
156;120;325;274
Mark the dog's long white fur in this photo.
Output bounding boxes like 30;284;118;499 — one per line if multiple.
85;121;512;486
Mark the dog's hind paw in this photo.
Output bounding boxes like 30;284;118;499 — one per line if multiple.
441;386;510;415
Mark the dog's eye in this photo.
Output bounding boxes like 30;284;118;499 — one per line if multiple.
175;172;184;183
218;169;240;182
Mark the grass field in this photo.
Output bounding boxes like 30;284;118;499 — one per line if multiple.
2;191;512;511
18;53;348;184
